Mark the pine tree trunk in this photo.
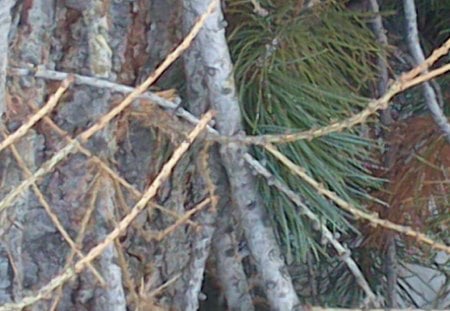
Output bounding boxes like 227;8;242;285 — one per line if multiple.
0;1;213;310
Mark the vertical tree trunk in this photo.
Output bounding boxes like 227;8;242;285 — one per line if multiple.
0;0;213;310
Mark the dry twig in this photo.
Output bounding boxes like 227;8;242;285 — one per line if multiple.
244;154;379;306
264;143;450;254
221;37;450;145
152;197;212;241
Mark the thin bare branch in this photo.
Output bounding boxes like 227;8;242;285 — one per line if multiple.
401;36;450;82
221;37;450;145
403;0;450;143
148;274;181;297
244;154;379;307
50;175;101;310
113;239;139;307
403;62;450;90
8;66;182;110
369;0;392;125
18;67;447;260
0;139;81;214
9;37;450;147
368;1;398;305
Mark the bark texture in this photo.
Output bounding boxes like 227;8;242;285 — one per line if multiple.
0;0;213;310
0;0;15;303
182;1;302;310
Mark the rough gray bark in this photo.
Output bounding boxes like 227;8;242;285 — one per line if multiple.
182;6;255;309
212;219;255;311
0;0;15;302
0;0;14;117
182;1;302;310
0;0;126;309
1;1;57;309
0;0;211;310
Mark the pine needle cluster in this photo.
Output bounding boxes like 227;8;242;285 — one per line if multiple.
227;0;382;262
